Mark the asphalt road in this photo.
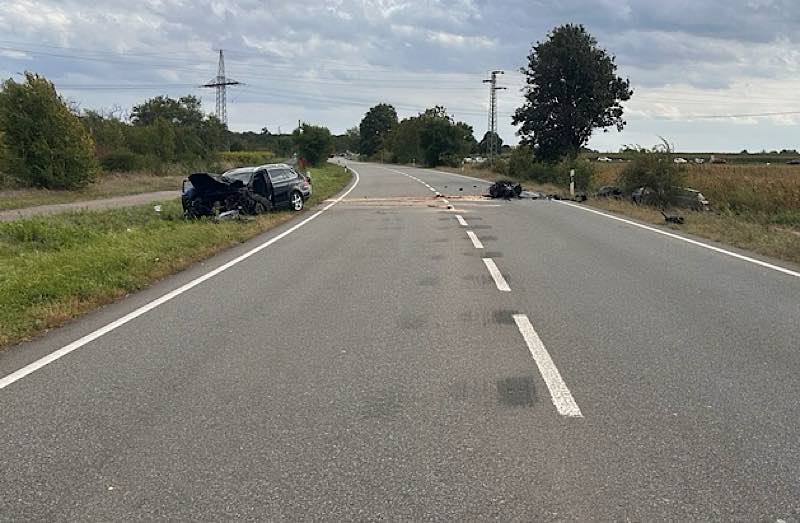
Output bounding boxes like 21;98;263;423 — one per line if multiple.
0;191;178;222
1;161;799;521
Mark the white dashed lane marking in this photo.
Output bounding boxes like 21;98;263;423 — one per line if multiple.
482;258;511;292
467;231;484;249
513;314;583;418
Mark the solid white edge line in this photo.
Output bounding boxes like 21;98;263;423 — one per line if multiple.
466;230;484;249
513;314;583;418
393;163;800;280
456;215;468;226
0;166;362;391
482;258;511;292
556;201;800;280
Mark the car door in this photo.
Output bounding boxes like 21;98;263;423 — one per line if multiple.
267;168;291;205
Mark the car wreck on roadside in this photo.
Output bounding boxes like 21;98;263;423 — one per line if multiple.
182;164;311;218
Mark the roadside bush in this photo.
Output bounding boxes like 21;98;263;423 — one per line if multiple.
438;152;463;168
617;141;687;206
100;150;142;172
0;73;98;189
508;146;536;179
492;158;509;175
219;150;275;166
506;146;595;190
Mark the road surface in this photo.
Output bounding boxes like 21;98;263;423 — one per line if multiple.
0;191;177;222
1;162;799;520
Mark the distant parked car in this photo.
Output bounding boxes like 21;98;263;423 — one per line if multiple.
673;157;688;164
596;185;623;198
597;156;613;162
786;159;800;165
693;158;706;164
709;156;727;164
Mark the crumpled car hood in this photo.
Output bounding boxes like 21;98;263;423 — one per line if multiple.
188;172;243;194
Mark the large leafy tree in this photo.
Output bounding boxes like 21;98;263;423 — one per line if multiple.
513;24;633;162
293;123;334;166
478;131;503;155
359;103;397;157
391;106;474;167
130;95;205;127
0;72;98;189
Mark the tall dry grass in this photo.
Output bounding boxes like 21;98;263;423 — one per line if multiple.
595;163;800;226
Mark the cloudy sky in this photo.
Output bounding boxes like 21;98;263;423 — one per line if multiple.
1;0;798;152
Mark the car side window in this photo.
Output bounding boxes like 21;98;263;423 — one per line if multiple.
267;170;286;183
269;168;295;183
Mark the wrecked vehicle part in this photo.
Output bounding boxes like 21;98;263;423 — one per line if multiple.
488;180;523;199
597;185;623;198
661;211;685;225
183;171;273;218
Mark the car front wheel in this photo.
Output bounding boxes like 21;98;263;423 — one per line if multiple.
291;191;304;211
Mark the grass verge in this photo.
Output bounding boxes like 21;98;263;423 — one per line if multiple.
0;163;351;349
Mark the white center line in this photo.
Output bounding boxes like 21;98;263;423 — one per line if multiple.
467;230;484;249
482;258;511;292
513;314;583;418
456;215;468;226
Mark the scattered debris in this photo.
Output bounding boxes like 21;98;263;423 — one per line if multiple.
216;210;241;222
573;191;588;202
596;185;622;198
153;205;162;213
521;190;544;199
661;211;685;224
488;180;523;199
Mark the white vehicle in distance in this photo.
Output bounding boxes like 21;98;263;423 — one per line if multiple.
674;157;688;164
597;156;613;162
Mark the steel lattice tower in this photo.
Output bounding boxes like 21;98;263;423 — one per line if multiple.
202;50;240;126
482;70;506;164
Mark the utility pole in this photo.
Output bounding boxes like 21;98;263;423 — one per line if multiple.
482;70;506;164
202;50;240;126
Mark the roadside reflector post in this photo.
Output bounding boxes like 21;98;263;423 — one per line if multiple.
570;169;575;197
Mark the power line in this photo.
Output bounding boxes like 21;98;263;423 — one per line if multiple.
667;110;800;120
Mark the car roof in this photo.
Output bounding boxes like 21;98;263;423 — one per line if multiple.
255;163;292;171
222;167;256;176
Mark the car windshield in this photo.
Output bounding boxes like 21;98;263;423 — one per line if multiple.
222;168;254;184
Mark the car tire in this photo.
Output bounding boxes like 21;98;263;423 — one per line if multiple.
290;191;304;211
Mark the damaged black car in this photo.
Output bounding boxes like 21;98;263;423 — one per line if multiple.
182;164;311;218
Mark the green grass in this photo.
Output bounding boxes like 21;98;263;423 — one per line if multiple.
0;163;351;349
0;173;184;211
